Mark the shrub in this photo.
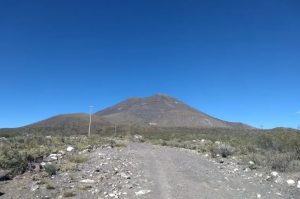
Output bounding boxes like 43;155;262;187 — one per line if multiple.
46;184;55;190
267;152;295;172
210;143;235;158
60;162;77;172
68;155;88;164
287;160;300;172
245;153;266;167
63;191;76;197
44;164;57;176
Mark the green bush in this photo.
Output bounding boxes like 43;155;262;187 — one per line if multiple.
210;143;235;158
287;160;300;172
68;155;88;163
267;152;295;172
44;164;57;176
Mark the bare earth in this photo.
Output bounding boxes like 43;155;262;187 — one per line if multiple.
129;143;298;199
1;143;299;199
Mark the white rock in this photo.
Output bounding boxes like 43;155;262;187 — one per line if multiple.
271;171;278;177
215;141;221;144
135;190;151;196
249;161;255;165
80;179;95;183
201;139;205;142
275;176;284;184
244;168;250;172
266;175;272;181
67;146;74;152
58;150;66;155
287;179;295;186
49;154;58;160
31;184;39;191
40;162;46;167
297;181;300;188
257;193;261;198
46;136;52;139
120;172;131;179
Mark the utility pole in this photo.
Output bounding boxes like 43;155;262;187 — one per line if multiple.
88;106;94;137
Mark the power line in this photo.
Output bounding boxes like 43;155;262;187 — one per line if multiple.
88;106;94;137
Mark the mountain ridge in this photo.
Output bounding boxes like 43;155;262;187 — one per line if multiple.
95;94;252;129
10;94;252;130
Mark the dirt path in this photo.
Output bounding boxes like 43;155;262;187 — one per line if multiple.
129;143;296;199
1;142;299;199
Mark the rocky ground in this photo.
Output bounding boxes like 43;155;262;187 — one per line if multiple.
1;142;300;199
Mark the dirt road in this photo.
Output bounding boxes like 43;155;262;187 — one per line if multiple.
128;143;297;199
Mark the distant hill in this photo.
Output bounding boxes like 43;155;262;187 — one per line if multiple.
1;94;253;134
95;94;252;129
22;113;110;135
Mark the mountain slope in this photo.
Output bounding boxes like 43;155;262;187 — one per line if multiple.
27;113;110;130
95;94;252;129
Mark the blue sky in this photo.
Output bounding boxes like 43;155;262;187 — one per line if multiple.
0;0;300;129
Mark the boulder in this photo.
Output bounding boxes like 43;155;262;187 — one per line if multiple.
0;170;10;181
67;146;74;152
287;179;295;186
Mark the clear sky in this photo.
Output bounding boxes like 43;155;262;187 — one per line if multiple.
0;0;299;129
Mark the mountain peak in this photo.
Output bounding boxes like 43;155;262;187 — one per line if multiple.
95;94;251;129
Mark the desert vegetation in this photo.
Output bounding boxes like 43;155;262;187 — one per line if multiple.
0;133;118;177
0;126;299;177
137;127;300;173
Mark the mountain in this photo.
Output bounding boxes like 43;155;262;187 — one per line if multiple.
10;94;251;132
26;113;110;131
95;94;252;129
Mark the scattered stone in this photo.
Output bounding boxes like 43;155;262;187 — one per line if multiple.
58;150;66;155
287;179;295;186
256;193;261;198
297;181;300;189
244;168;250;172
31;183;39;191
271;171;278;177
266;175;272;181
249;161;255;165
133;135;143;142
120;172;131;179
135;190;151;196
67;146;74;152
80;179;96;184
275;176;284;184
